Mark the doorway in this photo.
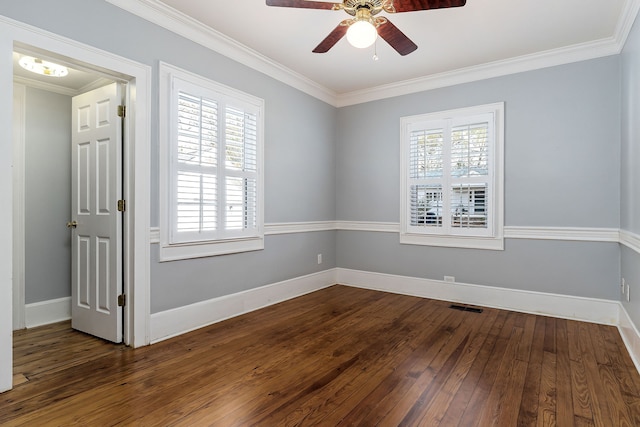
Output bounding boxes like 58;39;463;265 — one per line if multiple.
12;48;125;342
1;20;151;392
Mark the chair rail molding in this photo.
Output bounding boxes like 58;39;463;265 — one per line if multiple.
152;222;625;244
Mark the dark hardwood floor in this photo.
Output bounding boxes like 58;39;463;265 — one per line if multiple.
3;285;640;426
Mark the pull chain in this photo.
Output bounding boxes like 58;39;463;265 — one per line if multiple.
373;37;379;61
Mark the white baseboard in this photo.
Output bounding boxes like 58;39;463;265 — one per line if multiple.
336;268;620;325
150;269;337;343
618;305;640;373
22;268;640;375
25;297;71;328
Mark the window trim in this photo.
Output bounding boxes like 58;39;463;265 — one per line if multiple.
159;62;264;261
400;102;504;250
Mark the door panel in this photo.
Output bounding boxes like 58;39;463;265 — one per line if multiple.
71;83;123;343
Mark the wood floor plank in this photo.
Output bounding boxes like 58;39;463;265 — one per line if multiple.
566;319;583;363
516;315;547;427
570;359;595;422
577;321;615;426
537;351;557;427
2;285;640;426
556;319;575;426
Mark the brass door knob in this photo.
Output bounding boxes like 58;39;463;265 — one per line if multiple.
66;220;78;229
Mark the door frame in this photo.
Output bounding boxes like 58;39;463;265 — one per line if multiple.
1;16;151;392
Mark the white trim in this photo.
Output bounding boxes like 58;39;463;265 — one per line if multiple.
106;0;640;108
150;269;336;343
12;75;114;98
618;305;640;374
11;82;25;332
24;297;71;329
265;221;336;235
620;229;640;254
615;0;640;50
154;222;626;243
0;22;13;394
334;221;399;233
337;268;620;325
159;238;264;262
506;226;620;242
12;75;77;97
105;0;336;106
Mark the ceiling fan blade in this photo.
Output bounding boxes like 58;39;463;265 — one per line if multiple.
266;0;337;9
312;24;348;53
391;0;466;13
378;19;418;56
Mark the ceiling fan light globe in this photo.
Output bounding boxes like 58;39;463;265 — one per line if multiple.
19;56;69;77
346;20;377;49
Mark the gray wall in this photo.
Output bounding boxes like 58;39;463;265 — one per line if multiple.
0;0;338;313
24;87;71;304
336;57;622;300
621;12;640;327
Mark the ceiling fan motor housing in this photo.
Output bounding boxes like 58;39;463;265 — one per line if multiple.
341;0;390;17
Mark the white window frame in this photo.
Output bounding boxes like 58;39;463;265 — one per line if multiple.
159;62;264;261
400;102;504;250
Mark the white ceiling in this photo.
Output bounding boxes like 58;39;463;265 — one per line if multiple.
145;0;634;97
12;51;113;96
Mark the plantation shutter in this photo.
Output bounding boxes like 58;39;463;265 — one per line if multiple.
171;81;261;244
406;113;493;236
409;127;444;228
224;106;258;232
450;120;490;229
175;92;218;237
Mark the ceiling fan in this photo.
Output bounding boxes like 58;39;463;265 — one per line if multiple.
265;0;467;56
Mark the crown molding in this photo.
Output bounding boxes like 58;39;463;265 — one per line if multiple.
12;75;114;97
12;75;78;97
105;0;336;106
615;0;640;49
335;38;620;107
106;0;640;108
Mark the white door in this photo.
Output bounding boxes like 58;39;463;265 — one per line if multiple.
70;83;123;343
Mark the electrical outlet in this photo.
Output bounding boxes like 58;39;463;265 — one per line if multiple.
444;276;455;283
317;254;322;265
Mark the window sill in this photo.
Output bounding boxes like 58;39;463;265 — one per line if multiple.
400;232;504;250
158;236;264;261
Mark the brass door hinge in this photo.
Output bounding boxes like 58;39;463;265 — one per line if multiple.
117;105;126;118
118;294;126;307
117;199;126;212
